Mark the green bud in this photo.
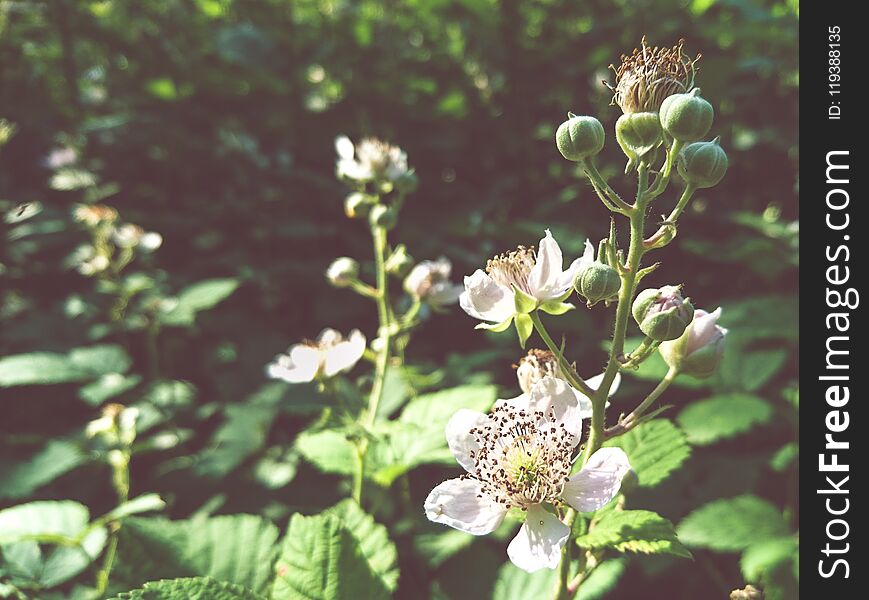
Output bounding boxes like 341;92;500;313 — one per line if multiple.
384;244;414;277
344;192;375;219
326;256;359;287
369;204;398;230
677;137;728;188
556;114;605;162
659;88;714;142
659;307;727;378
615;112;663;167
632;286;694;341
575;262;621;307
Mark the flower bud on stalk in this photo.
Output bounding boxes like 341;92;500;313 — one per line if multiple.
632;286;694;341
369;204;398;230
659;88;714;143
555;115;605;162
344;192;375;219
677;137;728;188
575;262;621;307
385;244;414;277
659;307;727;377
326;257;359;288
615;112;663;170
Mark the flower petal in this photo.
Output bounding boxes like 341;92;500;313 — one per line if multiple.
528;229;563;299
424;478;507;535
267;344;320;383
460;270;516;323
506;504;570;572
685;307;723;355
323;329;366;376
528;376;583;444
562;447;631;512
553;238;596;293
427;282;464;307
445;409;489;473
335;135;355;160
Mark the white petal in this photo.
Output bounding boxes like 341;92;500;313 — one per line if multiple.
335;135;355;160
562;447;631;512
575;372;618;416
528;229;563;299
424;478;506;535
552;238;596;294
323;329;366;376
427;282;463;307
267;345;320;383
459;270;515;323
685;307;723;355
528;376;583;444
506;504;570;572
445;409;489;473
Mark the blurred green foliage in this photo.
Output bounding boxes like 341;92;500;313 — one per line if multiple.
1;0;797;598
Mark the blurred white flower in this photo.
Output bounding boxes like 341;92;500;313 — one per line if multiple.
460;230;593;328
113;223;163;252
335;135;409;184
73;204;118;227
424;376;631;572
513;348;618;419
44;147;78;169
403;257;463;307
267;328;366;383
68;244;110;276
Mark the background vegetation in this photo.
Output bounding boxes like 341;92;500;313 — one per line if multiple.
1;0;798;598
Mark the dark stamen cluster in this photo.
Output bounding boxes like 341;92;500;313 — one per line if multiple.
605;36;701;114
466;403;575;509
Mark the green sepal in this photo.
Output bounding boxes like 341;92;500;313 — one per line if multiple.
539;300;575;316
512;285;538;314
475;317;514;332
514;313;534;348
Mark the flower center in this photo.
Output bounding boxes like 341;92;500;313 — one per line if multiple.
468;404;575;508
605;37;701;113
486;246;535;295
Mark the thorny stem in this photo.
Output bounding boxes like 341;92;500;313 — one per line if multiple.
581;160;633;214
550;508;577;600
528;311;596;399
644;184;697;245
645;140;683;200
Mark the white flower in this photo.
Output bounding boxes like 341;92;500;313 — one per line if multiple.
112;223;163;252
459;230;594;328
335;135;409;184
266;328;366;383
403;257;463;307
512;348;619;420
424;376;631;572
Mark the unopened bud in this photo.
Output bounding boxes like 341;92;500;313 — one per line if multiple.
385;244;414;277
326;257;359;287
632;286;694;341
575;262;621;307
344;192;375;219
677;137;728;189
556;115;605;162
615;112;663;168
659;88;714;143
369;204;398;230
659;307;727;377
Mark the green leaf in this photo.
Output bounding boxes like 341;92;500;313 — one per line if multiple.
539;300;575;316
492;562;557;600
0;344;131;388
414;529;475;568
0;500;107;587
512;285;537;314
113;515;279;595
101;494;166;522
677;394;773;445
0;440;87;500
515;313;533;347
107;577;265;600
740;537;798;581
323;500;399;591
603;419;691;487
272;513;390;600
159;278;240;326
713;334;788;391
295;429;357;475
677;495;789;552
475;317;513;332
576;557;627;600
719;295;798;342
78;373;142;406
575;510;692;558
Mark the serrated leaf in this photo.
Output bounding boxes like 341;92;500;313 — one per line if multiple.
272;513;390;600
107;576;265;600
102;494;166;522
677;495;789;552
295;429;357;475
492;562;557;600
323;500;399;591
576;557;627;600
714;334;788;392
0;440;87;500
677;394;773;445
159;278;240;326
0;500;107;587
414;529;476;568
576;510;691;558
0;344;131;388
740;537;798;581
603;419;690;487
112;515;279;595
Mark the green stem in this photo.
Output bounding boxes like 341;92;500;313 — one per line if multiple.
550;508;577;600
604;367;678;439
94;452;130;597
528;311;595;398
581;160;633;214
645;140;683;201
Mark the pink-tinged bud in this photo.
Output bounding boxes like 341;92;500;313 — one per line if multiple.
632;285;693;341
659;307;727;377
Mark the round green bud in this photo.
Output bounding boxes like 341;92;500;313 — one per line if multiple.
632;286;694;341
575;262;621;307
677;137;728;188
384;244;414;278
326;257;359;288
344;192;375;219
615;112;663;164
659;88;714;142
556;114;605;162
369;204;398;230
